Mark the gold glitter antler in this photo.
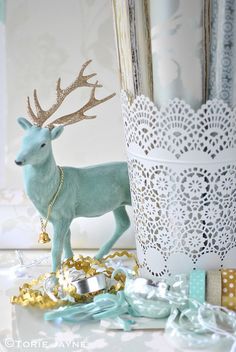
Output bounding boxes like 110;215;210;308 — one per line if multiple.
47;81;116;128
27;60;115;128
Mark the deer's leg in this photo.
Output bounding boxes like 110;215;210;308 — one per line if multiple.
63;229;74;261
52;220;71;272
95;206;130;259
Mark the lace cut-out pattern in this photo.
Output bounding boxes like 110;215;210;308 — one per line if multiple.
122;92;236;160
121;92;236;277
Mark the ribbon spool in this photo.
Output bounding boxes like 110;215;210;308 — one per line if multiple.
174;269;236;312
206;270;222;306
222;269;236;311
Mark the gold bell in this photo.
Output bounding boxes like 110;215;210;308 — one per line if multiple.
38;232;51;244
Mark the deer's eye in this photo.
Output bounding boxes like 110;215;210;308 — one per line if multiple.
40;143;46;148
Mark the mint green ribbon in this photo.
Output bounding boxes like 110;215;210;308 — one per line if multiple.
45;291;135;331
44;268;236;351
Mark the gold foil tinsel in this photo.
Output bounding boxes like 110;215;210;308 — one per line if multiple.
11;251;138;309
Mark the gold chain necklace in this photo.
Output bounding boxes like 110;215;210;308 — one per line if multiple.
38;166;64;244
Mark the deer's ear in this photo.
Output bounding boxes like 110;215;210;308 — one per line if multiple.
17;117;33;130
50;125;64;140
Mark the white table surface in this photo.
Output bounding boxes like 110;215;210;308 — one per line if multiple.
0;250;232;352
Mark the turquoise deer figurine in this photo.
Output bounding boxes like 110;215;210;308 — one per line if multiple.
15;60;131;272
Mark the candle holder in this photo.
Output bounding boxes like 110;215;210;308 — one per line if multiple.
121;91;236;278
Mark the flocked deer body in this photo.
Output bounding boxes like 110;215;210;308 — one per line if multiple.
15;60;131;272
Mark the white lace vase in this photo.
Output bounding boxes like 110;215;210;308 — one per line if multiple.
121;91;236;278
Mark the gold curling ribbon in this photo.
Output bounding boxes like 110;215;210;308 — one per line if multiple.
221;269;236;311
11;273;63;309
11;251;139;309
104;250;139;274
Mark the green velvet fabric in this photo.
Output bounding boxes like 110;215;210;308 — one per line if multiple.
16;118;131;271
